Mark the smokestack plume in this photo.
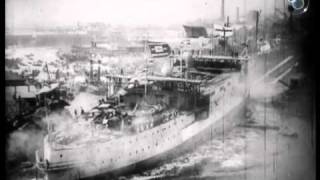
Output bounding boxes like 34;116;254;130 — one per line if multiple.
221;0;225;21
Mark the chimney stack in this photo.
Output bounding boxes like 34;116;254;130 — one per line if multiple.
236;7;240;22
221;0;225;21
227;16;230;27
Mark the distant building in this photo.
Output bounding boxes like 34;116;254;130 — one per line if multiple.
5;79;38;118
5;80;38;101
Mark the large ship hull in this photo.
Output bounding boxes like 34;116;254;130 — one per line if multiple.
92;96;246;180
43;95;247;180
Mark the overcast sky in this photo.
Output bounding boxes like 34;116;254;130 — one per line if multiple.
6;0;287;29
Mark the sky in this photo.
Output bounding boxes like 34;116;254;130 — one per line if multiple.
6;0;286;29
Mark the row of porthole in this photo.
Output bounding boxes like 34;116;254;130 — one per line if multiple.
98;133;181;166
136;122;154;132
151;119;178;136
127;132;179;158
56;130;181;164
58;120;186;165
135;112;179;135
127;121;182;157
129;127;164;145
109;155;122;163
129;144;155;157
58;147;103;159
100;131;180;165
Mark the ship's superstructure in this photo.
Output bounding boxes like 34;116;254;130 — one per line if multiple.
36;25;250;179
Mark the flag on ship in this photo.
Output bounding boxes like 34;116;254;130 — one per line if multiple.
183;25;208;38
213;24;233;37
147;42;171;58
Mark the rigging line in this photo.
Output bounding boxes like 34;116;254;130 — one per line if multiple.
263;53;267;180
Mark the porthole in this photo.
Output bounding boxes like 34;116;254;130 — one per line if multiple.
136;150;138;154
60;154;63;158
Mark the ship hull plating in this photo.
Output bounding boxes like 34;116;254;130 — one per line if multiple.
45;97;246;180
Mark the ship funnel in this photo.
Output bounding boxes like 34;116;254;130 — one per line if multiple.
182;51;194;78
221;0;225;21
183;51;194;69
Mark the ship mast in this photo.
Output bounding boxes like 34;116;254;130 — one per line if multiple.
144;33;148;97
180;43;183;78
211;23;214;56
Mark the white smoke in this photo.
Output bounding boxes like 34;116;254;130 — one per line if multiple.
249;81;287;101
246;55;289;101
221;154;244;168
7;128;45;163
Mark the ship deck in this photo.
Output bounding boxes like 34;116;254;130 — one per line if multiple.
49;120;127;150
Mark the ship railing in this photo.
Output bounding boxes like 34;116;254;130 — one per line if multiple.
194;54;248;61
